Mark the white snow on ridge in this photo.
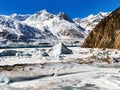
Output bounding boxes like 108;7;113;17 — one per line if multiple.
25;10;85;39
27;9;55;21
9;14;30;21
73;12;110;34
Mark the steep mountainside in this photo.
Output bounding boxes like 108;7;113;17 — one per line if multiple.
73;12;110;34
82;7;120;49
0;15;56;46
25;10;85;39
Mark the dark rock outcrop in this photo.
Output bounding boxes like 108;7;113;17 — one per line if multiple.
57;12;74;23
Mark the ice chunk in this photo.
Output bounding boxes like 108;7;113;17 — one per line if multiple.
0;50;18;57
47;42;73;57
0;76;11;84
109;57;119;64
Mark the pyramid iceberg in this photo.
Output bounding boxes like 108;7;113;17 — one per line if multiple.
48;42;73;57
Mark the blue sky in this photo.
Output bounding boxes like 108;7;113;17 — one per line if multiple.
0;0;119;18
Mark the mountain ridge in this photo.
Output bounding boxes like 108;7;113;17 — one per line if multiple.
73;12;110;34
25;10;85;39
0;10;110;46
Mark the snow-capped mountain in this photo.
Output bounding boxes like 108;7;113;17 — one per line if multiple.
0;15;56;46
0;10;110;46
25;10;85;39
73;12;110;34
26;10;55;21
9;14;30;21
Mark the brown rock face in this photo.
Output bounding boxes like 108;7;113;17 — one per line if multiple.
82;7;120;49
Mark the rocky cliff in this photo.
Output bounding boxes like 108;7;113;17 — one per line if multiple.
82;7;120;49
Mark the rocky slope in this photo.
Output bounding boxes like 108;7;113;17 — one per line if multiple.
82;7;120;49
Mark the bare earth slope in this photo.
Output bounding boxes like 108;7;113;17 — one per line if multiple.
82;7;120;49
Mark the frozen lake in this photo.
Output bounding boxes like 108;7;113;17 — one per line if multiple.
0;46;120;90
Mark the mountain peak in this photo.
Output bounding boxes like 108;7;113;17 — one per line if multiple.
87;14;95;19
97;12;110;17
36;9;48;15
26;9;54;21
56;12;73;22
